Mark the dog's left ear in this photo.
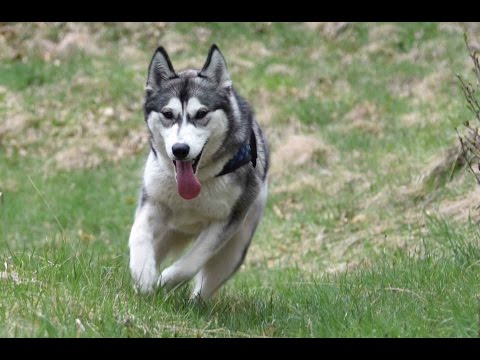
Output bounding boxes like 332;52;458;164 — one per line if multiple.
199;44;231;88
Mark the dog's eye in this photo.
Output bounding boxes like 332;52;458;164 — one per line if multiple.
196;110;208;120
162;111;174;120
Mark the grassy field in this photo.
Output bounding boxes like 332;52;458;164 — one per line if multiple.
1;22;479;337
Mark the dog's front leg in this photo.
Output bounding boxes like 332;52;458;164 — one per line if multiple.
160;220;240;291
129;202;163;294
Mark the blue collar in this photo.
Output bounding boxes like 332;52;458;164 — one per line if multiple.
216;129;257;177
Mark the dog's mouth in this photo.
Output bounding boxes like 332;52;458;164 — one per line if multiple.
172;150;203;174
172;150;203;200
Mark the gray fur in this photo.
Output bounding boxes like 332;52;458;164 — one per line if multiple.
128;44;269;301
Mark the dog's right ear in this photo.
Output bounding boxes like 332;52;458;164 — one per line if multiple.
146;47;177;93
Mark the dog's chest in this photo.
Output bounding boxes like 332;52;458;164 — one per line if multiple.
145;163;242;233
166;185;241;233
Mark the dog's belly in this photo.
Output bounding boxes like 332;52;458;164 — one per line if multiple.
166;209;212;235
163;195;242;237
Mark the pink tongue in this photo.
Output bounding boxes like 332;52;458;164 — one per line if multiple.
175;161;201;200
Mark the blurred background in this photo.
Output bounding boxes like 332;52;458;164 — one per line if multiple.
1;22;480;270
2;22;480;265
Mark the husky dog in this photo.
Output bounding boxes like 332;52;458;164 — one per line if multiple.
128;44;269;301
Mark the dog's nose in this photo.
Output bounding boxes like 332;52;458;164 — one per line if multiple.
172;143;190;159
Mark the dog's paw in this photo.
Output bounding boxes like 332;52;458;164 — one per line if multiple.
159;265;191;291
130;261;159;295
189;291;208;305
133;281;156;295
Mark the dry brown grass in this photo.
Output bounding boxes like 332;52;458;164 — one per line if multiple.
2;22;478;276
341;101;385;136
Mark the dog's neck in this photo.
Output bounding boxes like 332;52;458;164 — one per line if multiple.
216;129;257;177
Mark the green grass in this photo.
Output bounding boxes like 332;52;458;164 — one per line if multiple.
1;217;478;337
1;22;480;337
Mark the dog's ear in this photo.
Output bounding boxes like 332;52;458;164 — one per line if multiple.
199;44;231;88
146;47;177;92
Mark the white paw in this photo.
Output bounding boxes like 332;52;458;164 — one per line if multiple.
130;259;159;294
160;265;191;291
189;291;207;303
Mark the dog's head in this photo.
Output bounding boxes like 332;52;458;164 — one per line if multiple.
144;44;242;200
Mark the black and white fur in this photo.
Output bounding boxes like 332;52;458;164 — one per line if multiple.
128;44;269;301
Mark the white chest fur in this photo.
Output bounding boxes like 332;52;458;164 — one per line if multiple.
143;153;242;235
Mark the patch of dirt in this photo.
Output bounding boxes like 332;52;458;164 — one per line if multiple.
229;57;256;71
396;41;447;64
52;127;147;171
391;147;466;210
290;75;352;103
1;179;19;192
341;101;384;136
368;23;401;43
387;76;414;99
462;22;480;38
0;87;34;152
0;23;105;61
399;111;442;128
0;85;22;110
271;173;322;196
400;112;423;127
331;79;353;100
227;40;273;75
416;69;452;103
0;114;29;137
400;111;425;127
229;40;272;60
247;222;326;272
0;32;17;59
324;260;362;275
252;87;277;126
194;27;212;44
270;134;338;177
388;69;451;106
324;168;371;196
53;144;103;171
265;63;294;76
0;270;21;285
40;31;101;60
304;22;323;31
364;23;401;57
323;22;350;39
1;81;147;170
304;22;350;39
120;45;149;67
1;62;150;170
437;187;480;223
0;23;169;62
438;23;465;34
413;146;466;200
159;31;189;55
0;267;38;285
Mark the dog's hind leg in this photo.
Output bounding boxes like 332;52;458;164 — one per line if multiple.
160;184;268;296
191;225;255;301
192;185;268;301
